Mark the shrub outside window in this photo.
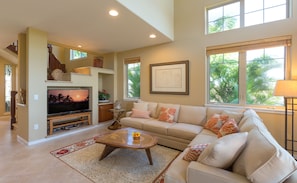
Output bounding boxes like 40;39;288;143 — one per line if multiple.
124;57;140;99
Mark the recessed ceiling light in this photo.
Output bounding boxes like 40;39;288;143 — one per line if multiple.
149;34;156;38
77;45;82;48
109;10;119;16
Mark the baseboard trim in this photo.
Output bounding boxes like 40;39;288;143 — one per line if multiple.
17;123;108;146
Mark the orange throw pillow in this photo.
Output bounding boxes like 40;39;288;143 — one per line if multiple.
204;114;229;134
158;107;176;123
218;118;239;138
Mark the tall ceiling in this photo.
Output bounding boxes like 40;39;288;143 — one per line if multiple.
0;0;173;54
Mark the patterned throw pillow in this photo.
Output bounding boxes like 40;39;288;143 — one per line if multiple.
183;144;209;161
158;107;176;123
218;118;239;138
204;114;229;134
130;109;151;119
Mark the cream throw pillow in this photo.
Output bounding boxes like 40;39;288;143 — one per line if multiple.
130;109;150;119
133;102;148;111
198;132;248;169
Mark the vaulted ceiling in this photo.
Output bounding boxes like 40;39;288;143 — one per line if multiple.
0;0;173;54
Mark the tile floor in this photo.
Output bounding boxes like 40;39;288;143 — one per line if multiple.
0;116;112;183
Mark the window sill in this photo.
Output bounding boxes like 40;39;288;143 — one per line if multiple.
205;104;286;115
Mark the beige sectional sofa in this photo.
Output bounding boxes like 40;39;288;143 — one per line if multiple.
120;101;297;183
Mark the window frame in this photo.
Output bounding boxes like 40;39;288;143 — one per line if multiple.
206;36;292;108
206;0;291;34
124;57;141;101
70;49;88;61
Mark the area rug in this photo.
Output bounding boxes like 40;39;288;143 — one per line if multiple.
51;137;180;183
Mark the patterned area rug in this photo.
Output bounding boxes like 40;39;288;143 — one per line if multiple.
51;137;180;183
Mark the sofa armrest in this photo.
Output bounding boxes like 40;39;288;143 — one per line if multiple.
187;161;251;183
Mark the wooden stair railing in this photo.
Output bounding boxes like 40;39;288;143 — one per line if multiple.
47;44;66;80
6;41;18;54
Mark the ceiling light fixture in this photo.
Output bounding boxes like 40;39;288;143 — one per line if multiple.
149;34;156;38
109;10;119;16
77;45;82;48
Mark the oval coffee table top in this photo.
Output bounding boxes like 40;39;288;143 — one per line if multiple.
95;127;158;149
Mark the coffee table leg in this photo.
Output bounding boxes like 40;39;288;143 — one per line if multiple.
100;145;116;161
145;148;153;165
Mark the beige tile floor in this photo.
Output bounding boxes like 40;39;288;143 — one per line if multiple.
0;116;112;183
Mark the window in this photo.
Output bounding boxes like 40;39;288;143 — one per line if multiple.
70;49;87;60
124;57;140;99
207;0;290;34
245;0;287;26
208;2;240;34
207;36;291;107
5;65;12;112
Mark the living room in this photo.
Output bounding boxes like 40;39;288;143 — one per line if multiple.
1;0;297;182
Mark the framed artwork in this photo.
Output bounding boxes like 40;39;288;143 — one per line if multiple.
150;60;189;95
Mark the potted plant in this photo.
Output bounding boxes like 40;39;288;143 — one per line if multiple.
98;89;110;102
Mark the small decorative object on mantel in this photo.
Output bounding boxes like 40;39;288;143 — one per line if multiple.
98;89;110;103
93;57;103;68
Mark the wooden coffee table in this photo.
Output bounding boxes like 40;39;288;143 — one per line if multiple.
95;127;158;165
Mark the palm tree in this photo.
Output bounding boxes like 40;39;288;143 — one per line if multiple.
128;64;140;98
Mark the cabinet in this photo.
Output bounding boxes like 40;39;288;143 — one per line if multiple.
47;112;91;135
99;103;113;122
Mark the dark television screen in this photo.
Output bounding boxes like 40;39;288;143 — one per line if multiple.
47;88;90;115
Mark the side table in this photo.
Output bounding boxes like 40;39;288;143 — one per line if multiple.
108;108;125;130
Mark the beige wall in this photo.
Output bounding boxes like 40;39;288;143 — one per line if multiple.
115;0;297;146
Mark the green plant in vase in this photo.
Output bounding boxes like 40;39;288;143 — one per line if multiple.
98;89;110;102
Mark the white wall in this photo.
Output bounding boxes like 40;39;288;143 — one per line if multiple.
117;0;174;40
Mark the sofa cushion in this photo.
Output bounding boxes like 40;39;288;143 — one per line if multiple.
120;117;152;129
130;109;150;119
142;120;174;135
158;107;176;123
164;150;189;183
198;132;248;169
204;114;229;134
238;109;265;132
147;102;158;118
189;129;217;146
183;144;208;161
222;110;244;124
168;123;203;140
178;105;207;125
233;127;297;183
156;103;180;122
207;107;244;121
133;102;148;111
218;118;239;138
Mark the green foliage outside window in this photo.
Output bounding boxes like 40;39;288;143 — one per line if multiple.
209;53;282;106
127;63;140;98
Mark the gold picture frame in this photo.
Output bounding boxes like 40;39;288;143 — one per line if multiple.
150;60;189;95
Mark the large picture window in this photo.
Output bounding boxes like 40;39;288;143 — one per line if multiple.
207;36;291;107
